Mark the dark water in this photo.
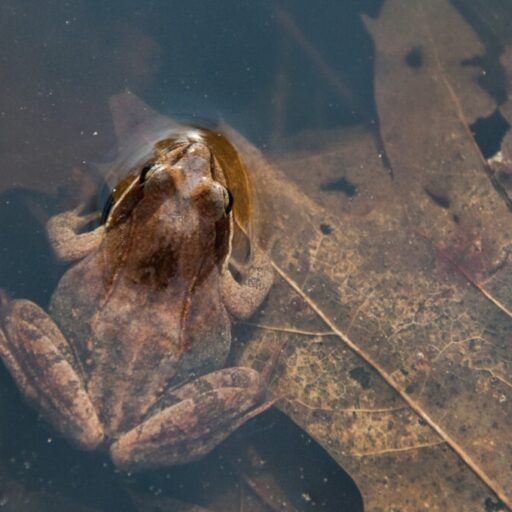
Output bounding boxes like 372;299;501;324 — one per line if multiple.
0;1;383;510
0;0;382;304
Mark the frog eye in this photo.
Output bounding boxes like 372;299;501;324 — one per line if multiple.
223;187;234;215
139;164;155;186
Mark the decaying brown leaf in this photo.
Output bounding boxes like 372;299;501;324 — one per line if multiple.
231;1;512;510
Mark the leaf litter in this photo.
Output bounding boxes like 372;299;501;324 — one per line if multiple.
234;1;512;510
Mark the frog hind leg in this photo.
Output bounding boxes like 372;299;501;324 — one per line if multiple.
0;299;104;450
110;367;273;471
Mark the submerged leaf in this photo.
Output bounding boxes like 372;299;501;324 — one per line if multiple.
231;1;512;509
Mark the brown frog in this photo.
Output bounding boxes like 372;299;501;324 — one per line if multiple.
0;132;274;471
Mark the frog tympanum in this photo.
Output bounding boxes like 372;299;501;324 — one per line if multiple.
0;130;274;471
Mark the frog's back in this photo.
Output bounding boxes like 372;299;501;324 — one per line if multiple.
50;254;232;437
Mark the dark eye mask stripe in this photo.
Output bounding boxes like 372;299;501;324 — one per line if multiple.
101;193;114;225
139;164;154;186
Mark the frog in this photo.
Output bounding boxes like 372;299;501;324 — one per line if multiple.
0;132;274;471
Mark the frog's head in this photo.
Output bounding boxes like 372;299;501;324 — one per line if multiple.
101;138;233;289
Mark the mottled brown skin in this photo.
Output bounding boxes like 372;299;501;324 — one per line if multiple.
0;139;274;470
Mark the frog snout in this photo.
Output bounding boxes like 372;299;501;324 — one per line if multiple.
186;141;211;160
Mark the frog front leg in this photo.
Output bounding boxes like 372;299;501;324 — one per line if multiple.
47;205;104;262
110;367;271;471
0;300;104;449
221;251;274;320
